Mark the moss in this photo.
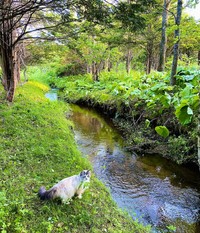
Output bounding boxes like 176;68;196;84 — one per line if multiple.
0;82;150;232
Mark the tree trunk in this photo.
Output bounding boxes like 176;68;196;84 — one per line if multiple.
126;49;132;74
185;49;191;65
92;61;99;81
157;0;171;72
170;0;183;85
198;50;200;66
198;107;200;170
0;45;20;102
146;41;153;74
87;64;91;73
108;60;112;72
0;0;20;102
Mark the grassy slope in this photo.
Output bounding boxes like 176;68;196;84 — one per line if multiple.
0;82;150;233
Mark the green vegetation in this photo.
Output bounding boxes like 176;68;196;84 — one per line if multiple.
0;82;150;232
46;67;199;165
0;0;200;231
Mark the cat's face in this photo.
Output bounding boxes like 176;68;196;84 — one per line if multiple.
80;170;91;182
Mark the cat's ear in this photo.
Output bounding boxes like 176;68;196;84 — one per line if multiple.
80;170;91;176
87;170;91;177
80;171;85;177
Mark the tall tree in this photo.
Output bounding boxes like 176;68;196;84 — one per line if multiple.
0;0;20;101
141;7;160;74
157;0;171;72
125;0;133;74
170;0;183;85
114;0;156;74
0;0;65;101
179;15;200;65
0;0;111;101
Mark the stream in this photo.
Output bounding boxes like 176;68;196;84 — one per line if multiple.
46;89;200;233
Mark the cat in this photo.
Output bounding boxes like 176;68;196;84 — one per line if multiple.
38;170;91;203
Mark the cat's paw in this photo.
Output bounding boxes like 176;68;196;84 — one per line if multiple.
77;195;82;199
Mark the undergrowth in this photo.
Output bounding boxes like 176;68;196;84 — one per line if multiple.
48;69;199;165
0;82;150;232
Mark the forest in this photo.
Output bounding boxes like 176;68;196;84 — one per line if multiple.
0;0;200;232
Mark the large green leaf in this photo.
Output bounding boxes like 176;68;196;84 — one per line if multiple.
175;105;193;125
155;126;169;138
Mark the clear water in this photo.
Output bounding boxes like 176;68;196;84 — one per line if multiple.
70;104;200;233
45;88;58;101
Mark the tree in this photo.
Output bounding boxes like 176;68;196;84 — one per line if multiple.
157;0;171;72
198;104;200;169
180;15;200;65
140;6;161;74
67;30;119;81
170;0;183;85
0;0;111;101
40;0;157;78
0;0;66;101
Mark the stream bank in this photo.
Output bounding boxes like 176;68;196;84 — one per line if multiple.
51;71;198;167
46;89;200;233
65;97;198;168
69;103;200;233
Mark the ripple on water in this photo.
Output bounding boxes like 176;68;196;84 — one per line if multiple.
68;103;200;232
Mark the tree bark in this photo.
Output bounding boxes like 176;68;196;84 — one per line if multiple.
146;41;153;74
108;60;112;72
0;45;20;102
157;0;171;72
198;106;200;170
0;0;20;102
126;49;133;74
170;0;183;85
92;61;99;81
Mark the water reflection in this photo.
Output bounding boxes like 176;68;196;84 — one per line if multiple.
70;104;200;233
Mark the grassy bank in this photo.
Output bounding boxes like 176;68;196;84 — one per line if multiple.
48;69;199;165
0;82;150;232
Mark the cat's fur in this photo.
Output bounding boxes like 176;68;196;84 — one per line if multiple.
38;170;91;203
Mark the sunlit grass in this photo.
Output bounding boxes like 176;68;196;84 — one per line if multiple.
0;81;150;232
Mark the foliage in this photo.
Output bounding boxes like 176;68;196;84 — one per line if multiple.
40;66;199;164
114;0;156;31
174;69;199;125
52;69;198;128
166;224;176;232
155;126;170;138
26;42;67;65
180;15;200;53
36;65;199;132
0;82;150;232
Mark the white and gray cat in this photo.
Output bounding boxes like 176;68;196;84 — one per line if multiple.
38;170;91;203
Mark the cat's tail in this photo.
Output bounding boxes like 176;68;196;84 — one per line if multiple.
38;186;56;200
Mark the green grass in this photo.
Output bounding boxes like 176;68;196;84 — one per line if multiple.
0;82;150;233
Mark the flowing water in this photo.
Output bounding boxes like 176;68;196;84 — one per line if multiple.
46;90;200;233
